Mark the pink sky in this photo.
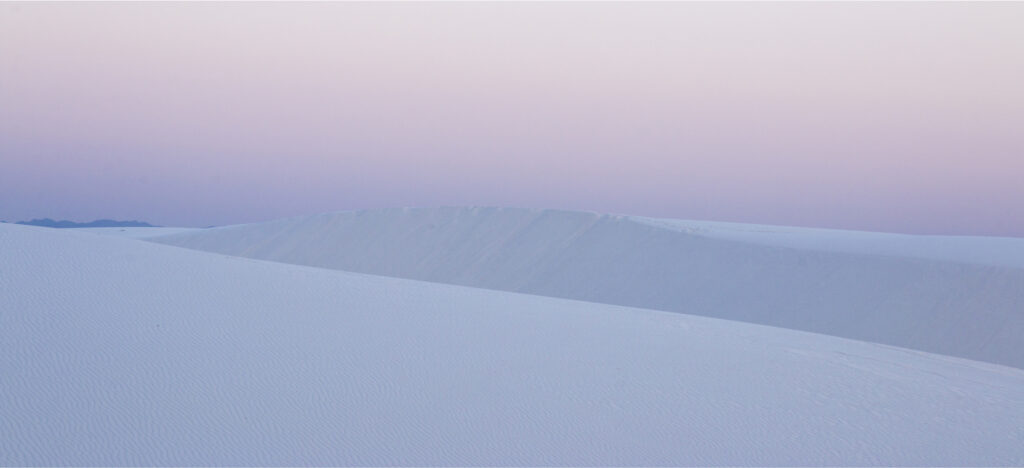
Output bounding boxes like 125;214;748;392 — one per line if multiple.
2;2;1022;235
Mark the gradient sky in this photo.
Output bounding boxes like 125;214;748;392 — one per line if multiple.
2;2;1022;235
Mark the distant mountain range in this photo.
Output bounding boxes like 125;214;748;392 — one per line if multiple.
12;218;157;228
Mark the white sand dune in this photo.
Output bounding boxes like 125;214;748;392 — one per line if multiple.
75;226;202;239
151;206;1024;369
3;222;1024;465
632;216;1024;268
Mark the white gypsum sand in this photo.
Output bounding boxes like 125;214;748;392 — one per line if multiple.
150;206;1024;368
2;222;1023;465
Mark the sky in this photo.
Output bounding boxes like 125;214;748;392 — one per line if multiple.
2;2;1022;235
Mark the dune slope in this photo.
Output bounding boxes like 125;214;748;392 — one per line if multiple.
152;207;1024;368
3;222;1024;465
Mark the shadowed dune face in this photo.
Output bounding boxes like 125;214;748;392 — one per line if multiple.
152;207;1024;369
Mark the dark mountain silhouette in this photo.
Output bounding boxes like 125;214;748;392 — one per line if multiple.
16;218;158;228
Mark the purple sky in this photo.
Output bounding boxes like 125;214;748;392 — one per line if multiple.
2;2;1022;235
